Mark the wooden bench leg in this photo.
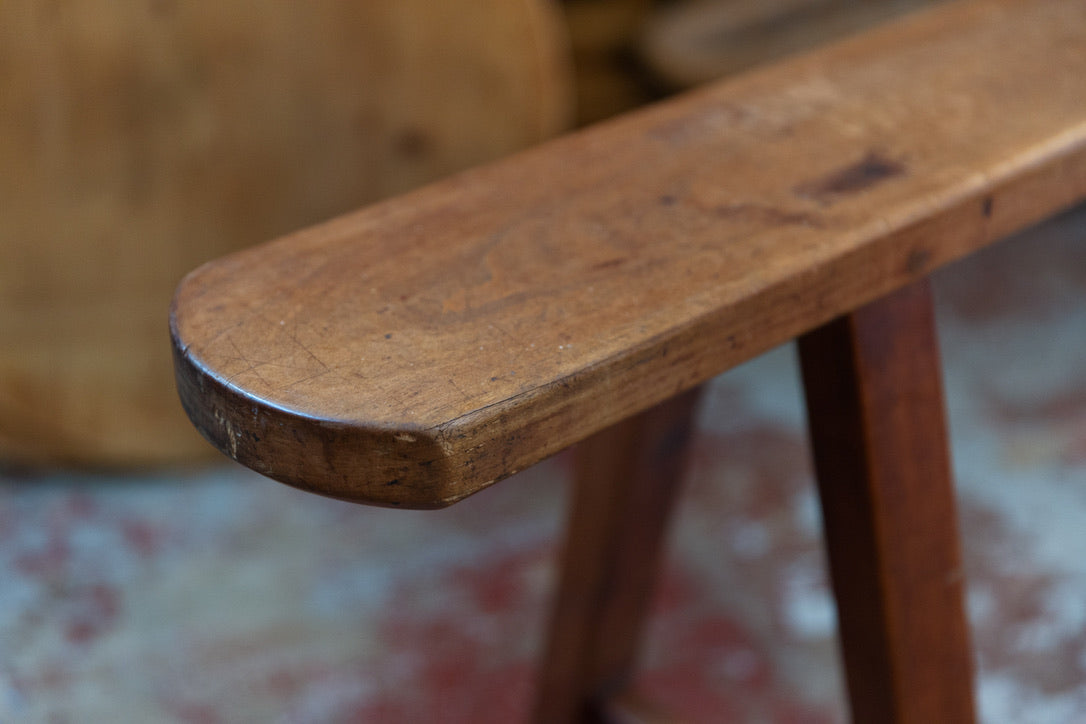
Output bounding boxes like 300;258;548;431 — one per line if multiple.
534;388;702;723
797;279;976;723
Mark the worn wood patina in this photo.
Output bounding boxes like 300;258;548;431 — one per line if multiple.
173;0;1086;510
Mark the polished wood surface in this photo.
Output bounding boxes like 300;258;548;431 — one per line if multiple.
799;280;976;723
172;0;1086;507
1;0;569;465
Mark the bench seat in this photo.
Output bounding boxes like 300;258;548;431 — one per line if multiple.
171;0;1086;508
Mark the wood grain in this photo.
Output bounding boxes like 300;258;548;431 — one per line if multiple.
172;0;1086;507
0;0;570;465
798;279;975;722
535;388;700;723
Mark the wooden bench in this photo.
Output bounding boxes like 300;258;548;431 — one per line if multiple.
171;0;1086;720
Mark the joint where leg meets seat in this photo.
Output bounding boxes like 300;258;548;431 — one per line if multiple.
168;0;1086;719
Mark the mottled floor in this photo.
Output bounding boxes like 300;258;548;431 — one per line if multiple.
2;205;1084;723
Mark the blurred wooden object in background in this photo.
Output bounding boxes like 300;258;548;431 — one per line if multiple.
561;0;657;124
0;0;571;466
642;0;948;90
560;0;951;124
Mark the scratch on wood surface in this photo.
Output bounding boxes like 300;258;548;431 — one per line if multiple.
224;336;271;386
213;408;240;459
713;202;823;228
447;377;471;404
279;368;336;391
286;329;330;372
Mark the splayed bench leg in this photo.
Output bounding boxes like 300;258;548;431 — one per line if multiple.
798;279;976;723
535;388;702;723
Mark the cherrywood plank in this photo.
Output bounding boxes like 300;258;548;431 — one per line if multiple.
535;389;700;723
172;0;1086;507
798;279;976;723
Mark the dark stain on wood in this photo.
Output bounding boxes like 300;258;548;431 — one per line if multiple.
796;152;906;201
394;127;434;160
905;247;932;275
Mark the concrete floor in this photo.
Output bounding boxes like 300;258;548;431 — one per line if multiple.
1;205;1084;722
